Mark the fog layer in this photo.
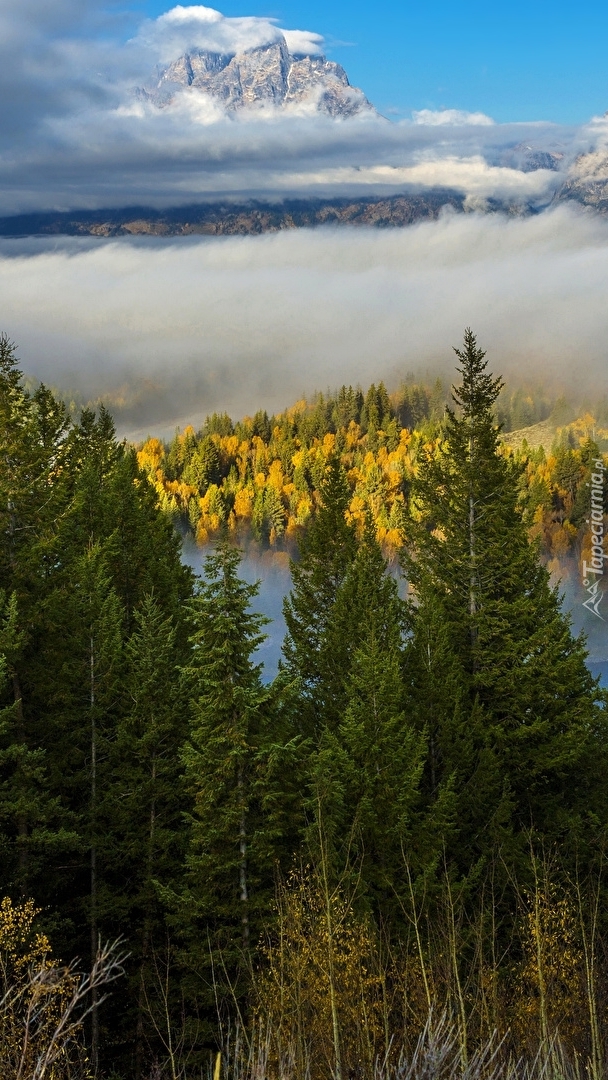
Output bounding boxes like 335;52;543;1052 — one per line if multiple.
1;205;607;436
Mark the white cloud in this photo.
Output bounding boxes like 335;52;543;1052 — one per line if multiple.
273;158;558;200
281;30;325;57
136;5;288;63
0;101;567;212
1;205;607;436
135;3;325;64
412;109;495;126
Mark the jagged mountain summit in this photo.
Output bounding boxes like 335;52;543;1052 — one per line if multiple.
139;37;374;117
500;143;564;172
555;144;608;213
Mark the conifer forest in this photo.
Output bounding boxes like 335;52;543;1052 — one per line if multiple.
2;328;608;1080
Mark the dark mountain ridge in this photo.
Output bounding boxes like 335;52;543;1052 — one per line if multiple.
0;192;469;238
0;191;509;238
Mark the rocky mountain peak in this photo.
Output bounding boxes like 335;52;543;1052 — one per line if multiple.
140;37;374;118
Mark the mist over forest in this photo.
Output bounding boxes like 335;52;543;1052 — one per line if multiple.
2;205;608;437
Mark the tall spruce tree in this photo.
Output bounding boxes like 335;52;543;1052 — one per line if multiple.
405;329;608;872
327;515;406;671
76;545;124;1072
0;337;70;605
313;623;425;909
311;520;451;923
282;453;357;734
104;594;187;1076
0;339;78;898
0;591;75;898
334;631;425;900
178;542;274;1023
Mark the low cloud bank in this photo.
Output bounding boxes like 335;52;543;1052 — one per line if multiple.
1;205;607;437
412;110;495;127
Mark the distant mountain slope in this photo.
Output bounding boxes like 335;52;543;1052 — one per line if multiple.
500;418;559;452
0;193;466;238
138;39;373;118
554;141;608;213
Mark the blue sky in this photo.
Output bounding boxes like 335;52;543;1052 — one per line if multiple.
132;0;608;123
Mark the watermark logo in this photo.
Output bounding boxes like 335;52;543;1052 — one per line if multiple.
582;458;606;620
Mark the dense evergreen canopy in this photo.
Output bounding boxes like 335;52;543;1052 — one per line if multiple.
0;330;607;1077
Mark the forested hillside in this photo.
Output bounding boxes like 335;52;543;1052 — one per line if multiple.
1;331;608;1079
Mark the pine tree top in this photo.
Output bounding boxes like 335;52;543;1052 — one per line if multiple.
450;327;504;425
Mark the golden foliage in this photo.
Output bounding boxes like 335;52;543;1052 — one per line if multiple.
0;896;84;1080
253;870;390;1080
137;402;607;569
514;879;585;1052
139;417;416;554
